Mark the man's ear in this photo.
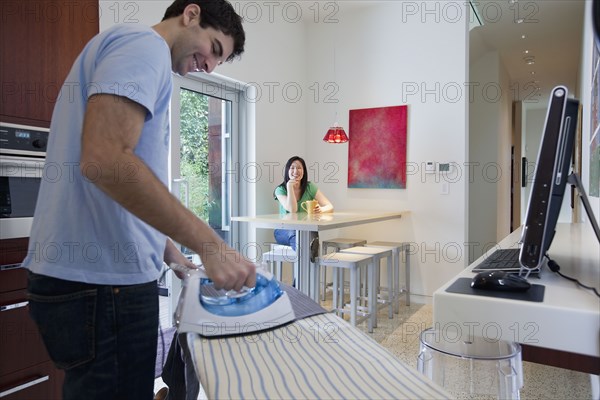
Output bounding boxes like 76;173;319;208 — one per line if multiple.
182;3;201;26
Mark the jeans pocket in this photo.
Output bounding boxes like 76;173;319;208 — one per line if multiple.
28;289;97;370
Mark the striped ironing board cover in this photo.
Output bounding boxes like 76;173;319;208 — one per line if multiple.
186;312;451;399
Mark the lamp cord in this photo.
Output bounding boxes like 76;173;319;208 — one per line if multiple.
545;254;600;298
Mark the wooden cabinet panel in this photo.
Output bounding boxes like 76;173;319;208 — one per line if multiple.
0;360;63;400
0;0;99;126
0;289;51;376
0;238;63;398
0;3;96;397
0;238;29;293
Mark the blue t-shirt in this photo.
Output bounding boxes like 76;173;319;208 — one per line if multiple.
22;25;172;285
274;182;319;214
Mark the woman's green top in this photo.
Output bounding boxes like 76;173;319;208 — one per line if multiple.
274;182;318;214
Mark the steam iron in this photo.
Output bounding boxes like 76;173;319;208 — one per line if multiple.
172;264;296;337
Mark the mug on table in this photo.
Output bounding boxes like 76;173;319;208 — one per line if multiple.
301;200;318;214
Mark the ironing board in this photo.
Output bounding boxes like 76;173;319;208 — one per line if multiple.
184;285;451;400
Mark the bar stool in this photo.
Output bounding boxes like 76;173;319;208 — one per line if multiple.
417;327;523;399
340;246;394;324
317;252;376;332
320;238;367;300
262;244;298;283
367;241;411;310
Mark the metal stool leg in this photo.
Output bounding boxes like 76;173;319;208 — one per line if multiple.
404;245;411;306
368;260;376;332
350;267;357;327
386;253;394;319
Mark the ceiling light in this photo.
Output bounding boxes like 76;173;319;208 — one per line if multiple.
523;50;529;54
523;56;535;65
516;18;524;24
521;35;526;39
323;125;349;144
322;10;348;145
531;71;536;75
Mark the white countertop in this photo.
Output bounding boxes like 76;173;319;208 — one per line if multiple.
433;223;600;357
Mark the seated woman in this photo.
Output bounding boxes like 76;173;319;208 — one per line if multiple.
273;156;333;262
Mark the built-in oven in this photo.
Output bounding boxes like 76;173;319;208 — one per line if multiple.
0;122;48;240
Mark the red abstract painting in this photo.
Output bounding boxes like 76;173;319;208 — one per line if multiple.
348;105;408;188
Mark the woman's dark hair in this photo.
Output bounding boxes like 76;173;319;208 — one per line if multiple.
162;0;245;62
274;156;308;199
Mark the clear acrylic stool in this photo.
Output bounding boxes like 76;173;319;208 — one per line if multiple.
417;328;523;399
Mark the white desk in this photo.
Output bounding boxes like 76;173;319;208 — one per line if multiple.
232;211;406;298
433;223;600;373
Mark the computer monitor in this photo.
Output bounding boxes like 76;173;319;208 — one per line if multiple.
519;86;579;272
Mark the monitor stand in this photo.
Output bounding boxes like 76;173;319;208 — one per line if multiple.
568;172;600;243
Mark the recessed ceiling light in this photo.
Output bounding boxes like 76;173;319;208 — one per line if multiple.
516;18;524;24
531;71;536;75
521;35;526;39
523;56;535;65
523;50;529;54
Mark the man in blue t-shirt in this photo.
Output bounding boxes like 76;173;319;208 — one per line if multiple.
23;1;254;398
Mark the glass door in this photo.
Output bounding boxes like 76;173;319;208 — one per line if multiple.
170;75;239;257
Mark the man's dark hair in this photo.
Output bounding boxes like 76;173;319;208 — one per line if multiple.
163;0;245;61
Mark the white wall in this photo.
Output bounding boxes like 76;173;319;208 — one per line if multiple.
521;107;546;222
468;48;512;263
305;2;469;297
212;5;309;251
99;1;478;300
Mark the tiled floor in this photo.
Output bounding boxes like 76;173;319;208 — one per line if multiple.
154;289;593;400
349;302;593;400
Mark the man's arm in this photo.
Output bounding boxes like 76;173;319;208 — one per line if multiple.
80;94;255;290
163;238;196;279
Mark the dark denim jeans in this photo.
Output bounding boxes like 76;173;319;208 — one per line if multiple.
274;228;297;250
161;333;199;400
27;272;158;400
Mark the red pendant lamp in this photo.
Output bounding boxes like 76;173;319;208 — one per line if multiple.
323;123;348;143
322;30;348;144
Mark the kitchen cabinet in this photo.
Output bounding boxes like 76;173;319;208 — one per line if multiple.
0;239;64;398
0;0;99;127
1;2;98;396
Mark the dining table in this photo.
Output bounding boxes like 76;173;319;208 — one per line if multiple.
231;210;407;299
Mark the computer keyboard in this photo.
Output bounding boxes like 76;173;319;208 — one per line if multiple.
472;248;522;272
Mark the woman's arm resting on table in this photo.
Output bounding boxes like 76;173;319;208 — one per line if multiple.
314;190;333;213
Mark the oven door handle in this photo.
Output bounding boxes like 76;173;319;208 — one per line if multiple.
0;155;45;177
